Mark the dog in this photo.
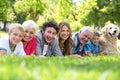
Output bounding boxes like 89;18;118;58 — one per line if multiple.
99;24;120;54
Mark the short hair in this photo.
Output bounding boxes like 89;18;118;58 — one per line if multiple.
80;26;94;34
93;30;100;37
22;20;38;31
8;23;24;34
42;21;59;33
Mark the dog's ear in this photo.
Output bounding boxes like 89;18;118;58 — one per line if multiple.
101;26;107;35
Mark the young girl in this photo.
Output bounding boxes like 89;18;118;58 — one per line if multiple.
58;22;73;56
83;30;100;55
0;23;26;56
22;20;37;56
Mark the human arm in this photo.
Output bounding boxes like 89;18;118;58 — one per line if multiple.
0;49;7;56
0;39;7;56
14;42;26;56
53;39;63;56
83;44;92;56
35;33;43;56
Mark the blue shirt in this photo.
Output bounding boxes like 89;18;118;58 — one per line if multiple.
72;32;83;54
83;40;99;54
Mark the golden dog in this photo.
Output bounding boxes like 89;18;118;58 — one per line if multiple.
99;24;120;54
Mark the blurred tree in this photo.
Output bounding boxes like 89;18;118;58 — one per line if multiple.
0;0;10;21
1;0;120;32
79;0;120;29
0;0;11;31
13;0;46;23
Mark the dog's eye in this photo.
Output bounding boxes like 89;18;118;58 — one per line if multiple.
110;27;112;29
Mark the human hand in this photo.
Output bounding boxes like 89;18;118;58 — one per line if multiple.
71;54;81;58
0;50;6;56
85;51;91;56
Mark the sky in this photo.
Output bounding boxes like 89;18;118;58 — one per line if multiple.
72;0;80;6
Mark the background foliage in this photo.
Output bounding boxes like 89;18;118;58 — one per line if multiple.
0;0;120;31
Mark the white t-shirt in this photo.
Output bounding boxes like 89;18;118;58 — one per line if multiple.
42;44;48;56
0;36;26;56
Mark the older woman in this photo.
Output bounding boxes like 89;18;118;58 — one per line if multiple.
58;22;73;56
22;20;38;55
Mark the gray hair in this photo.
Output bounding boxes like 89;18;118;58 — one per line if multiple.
22;20;38;31
80;26;94;34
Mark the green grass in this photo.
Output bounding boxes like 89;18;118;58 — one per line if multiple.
0;31;7;37
0;55;120;80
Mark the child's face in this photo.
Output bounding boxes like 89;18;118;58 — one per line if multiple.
9;29;23;45
91;36;99;45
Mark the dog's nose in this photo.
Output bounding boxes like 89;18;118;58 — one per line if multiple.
114;30;117;33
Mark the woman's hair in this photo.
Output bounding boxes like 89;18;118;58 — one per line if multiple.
22;20;38;31
8;23;24;34
58;22;73;56
42;20;59;33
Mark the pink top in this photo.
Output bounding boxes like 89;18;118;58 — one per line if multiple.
22;36;36;55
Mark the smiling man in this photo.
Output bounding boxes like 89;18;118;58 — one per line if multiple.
36;21;63;57
72;26;93;56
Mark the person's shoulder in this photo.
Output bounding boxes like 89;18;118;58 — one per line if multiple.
0;37;9;47
86;40;91;44
0;36;8;42
36;30;40;35
72;32;78;40
72;32;78;37
1;35;9;39
51;38;59;45
35;30;42;38
84;40;92;47
17;41;23;46
31;36;36;41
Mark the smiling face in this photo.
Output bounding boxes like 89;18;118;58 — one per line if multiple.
23;28;35;42
91;35;100;45
42;27;57;44
78;30;93;44
9;28;24;45
60;25;70;41
106;24;119;38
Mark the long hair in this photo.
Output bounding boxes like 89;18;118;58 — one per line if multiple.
58;22;73;56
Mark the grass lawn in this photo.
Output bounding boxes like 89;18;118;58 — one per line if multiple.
0;31;120;80
0;54;120;80
0;31;7;37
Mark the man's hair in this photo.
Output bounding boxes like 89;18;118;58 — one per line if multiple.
42;21;59;33
80;26;93;34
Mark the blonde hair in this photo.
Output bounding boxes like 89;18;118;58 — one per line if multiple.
8;23;24;35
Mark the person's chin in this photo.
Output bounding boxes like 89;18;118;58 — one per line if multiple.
13;43;18;45
46;40;52;44
80;42;84;44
